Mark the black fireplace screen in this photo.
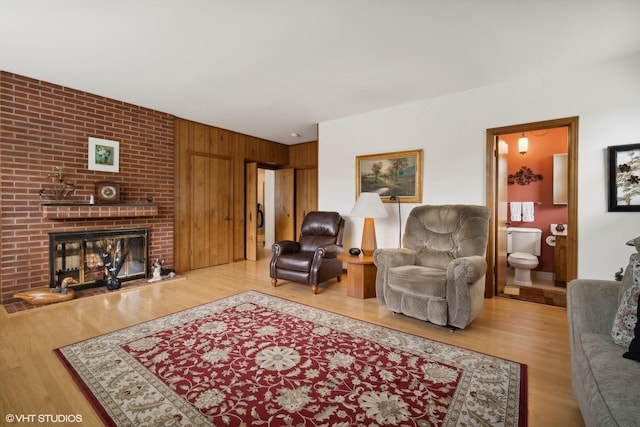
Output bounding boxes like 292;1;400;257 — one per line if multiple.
49;228;149;289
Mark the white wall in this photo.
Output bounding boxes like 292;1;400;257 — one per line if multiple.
318;53;640;280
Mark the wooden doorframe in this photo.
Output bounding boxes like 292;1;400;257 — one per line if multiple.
245;162;258;261
485;116;579;297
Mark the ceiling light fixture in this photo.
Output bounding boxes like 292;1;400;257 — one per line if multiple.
290;132;301;138
518;133;529;155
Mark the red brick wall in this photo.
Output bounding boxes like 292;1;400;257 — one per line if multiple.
0;71;175;305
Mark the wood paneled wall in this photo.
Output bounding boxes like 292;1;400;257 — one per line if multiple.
287;141;318;169
288;141;319;236
174;118;316;271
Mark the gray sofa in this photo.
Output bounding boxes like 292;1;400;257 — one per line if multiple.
567;275;640;426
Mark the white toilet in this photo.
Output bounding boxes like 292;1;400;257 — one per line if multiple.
507;227;542;286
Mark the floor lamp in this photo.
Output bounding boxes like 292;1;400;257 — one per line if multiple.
389;195;402;248
349;192;387;257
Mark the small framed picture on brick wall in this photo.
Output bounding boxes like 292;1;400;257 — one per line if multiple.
88;137;119;173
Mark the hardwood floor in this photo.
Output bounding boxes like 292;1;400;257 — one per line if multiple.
0;254;584;426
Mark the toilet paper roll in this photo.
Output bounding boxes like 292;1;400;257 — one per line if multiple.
546;235;556;247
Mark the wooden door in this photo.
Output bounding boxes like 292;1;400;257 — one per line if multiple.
190;153;232;270
496;139;509;295
275;168;295;242
245;162;258;261
295;168;318;237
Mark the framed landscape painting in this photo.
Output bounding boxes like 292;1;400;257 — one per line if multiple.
356;149;423;203
608;143;640;212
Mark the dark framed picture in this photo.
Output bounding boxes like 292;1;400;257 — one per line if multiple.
355;149;423;203
608;143;640;212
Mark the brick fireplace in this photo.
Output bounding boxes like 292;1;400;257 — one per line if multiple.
0;72;175;306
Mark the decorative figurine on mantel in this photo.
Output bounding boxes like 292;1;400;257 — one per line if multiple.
39;166;76;200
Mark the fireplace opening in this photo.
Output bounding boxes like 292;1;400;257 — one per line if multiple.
49;228;149;290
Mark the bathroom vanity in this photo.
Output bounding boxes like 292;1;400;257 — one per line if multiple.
554;235;567;285
550;224;568;286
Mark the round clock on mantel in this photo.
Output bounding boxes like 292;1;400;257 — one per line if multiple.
95;181;121;203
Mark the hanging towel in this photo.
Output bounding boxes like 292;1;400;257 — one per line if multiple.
522;202;535;222
510;202;522;222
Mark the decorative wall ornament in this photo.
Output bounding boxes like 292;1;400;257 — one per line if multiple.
39;166;76;200
508;166;544;185
608;143;640;212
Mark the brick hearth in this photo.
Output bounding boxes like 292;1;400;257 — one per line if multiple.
3;275;185;314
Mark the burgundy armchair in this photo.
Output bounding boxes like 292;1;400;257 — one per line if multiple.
270;211;345;294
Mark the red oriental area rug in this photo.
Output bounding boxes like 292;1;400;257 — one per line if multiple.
55;291;527;426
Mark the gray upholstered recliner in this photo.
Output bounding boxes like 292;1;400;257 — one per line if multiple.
374;205;490;329
270;211;345;294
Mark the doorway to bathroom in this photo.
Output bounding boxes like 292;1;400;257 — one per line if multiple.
485;117;579;307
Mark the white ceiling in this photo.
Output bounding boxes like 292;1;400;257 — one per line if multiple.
1;1;639;144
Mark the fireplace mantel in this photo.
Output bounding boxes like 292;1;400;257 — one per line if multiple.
42;202;159;220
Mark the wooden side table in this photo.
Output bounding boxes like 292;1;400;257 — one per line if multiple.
338;253;377;299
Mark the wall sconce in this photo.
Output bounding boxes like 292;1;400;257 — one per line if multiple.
518;133;529;155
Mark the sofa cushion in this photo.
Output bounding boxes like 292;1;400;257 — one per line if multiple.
623;293;640;362
275;252;314;272
617;253;639;302
579;333;640;425
612;255;640;346
387;265;446;297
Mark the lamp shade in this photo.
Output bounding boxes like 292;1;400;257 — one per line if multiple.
350;192;387;218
